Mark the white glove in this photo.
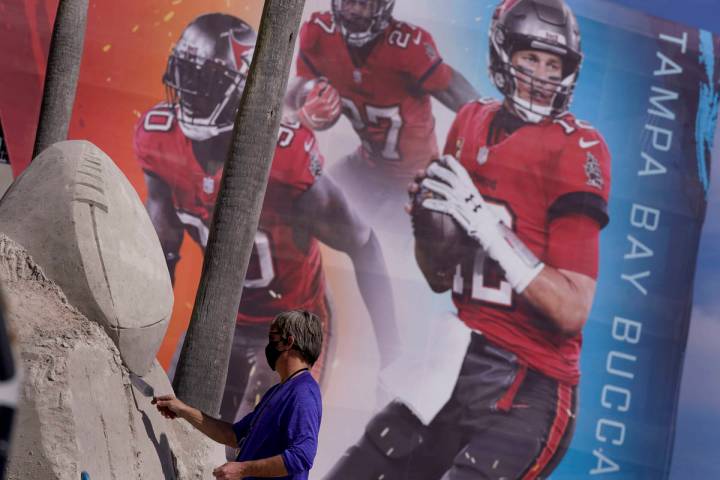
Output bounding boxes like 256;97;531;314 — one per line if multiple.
421;155;544;293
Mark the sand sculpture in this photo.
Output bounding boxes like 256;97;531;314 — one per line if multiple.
0;141;223;478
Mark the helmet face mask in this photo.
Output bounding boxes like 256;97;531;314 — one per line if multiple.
489;0;582;123
163;14;256;141
332;0;395;48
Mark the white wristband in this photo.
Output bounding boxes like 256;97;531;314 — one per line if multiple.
483;222;544;294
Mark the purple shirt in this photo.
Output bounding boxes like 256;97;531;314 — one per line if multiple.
233;371;322;479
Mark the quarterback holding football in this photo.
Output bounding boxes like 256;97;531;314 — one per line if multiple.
134;13;400;424
325;0;611;478
288;0;479;218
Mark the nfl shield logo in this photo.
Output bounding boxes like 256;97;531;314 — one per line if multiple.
353;69;362;84
203;177;215;194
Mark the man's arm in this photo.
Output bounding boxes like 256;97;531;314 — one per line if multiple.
212;456;288;479
429;66;478;112
152;394;237;447
523;268;596;336
297;175;401;367
144;172;184;283
522;213;601;336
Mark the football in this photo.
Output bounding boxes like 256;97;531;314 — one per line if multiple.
411;184;473;265
0;140;173;375
297;77;342;131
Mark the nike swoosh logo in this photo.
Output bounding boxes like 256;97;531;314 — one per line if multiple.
304;138;315;152
579;138;600;149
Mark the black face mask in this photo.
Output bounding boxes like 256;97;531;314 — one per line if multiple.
265;340;284;371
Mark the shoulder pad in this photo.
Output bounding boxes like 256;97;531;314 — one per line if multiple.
306;11;337;35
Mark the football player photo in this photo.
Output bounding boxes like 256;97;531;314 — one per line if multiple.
287;0;479;224
133;13;401;425
324;0;611;478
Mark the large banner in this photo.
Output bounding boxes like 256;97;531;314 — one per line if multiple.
2;0;719;478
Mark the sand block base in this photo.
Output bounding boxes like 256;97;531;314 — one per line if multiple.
1;235;224;479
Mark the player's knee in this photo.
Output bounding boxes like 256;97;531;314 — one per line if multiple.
443;432;540;480
364;401;426;459
323;444;390;479
323;402;427;480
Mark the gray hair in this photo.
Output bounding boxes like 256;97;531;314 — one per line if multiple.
271;310;323;366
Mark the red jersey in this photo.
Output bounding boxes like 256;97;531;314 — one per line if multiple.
445;100;611;385
134;104;326;324
297;11;453;177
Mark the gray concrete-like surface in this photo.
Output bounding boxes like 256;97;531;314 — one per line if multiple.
0;141;173;375
0;234;225;479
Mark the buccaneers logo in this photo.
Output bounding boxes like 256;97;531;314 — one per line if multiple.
584;152;604;190
229;28;255;76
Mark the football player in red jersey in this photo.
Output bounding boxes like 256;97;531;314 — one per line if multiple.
287;0;479;222
134;13;400;424
324;1;611;478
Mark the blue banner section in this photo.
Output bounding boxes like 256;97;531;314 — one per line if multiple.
551;6;718;479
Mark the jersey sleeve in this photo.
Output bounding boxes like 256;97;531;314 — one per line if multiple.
399;26;453;92
546;127;611;228
133;113;165;178
546;213;601;278
443;112;463;158
296;13;324;79
443;101;483;158
272;122;325;194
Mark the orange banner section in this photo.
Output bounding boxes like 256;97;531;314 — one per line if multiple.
67;0;265;368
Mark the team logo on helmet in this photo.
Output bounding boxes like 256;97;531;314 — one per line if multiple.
498;0;522;14
229;28;255;76
163;14;257;141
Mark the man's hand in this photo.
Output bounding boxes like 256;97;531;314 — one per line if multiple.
212;462;246;479
298;78;341;131
151;394;187;420
420;155;544;293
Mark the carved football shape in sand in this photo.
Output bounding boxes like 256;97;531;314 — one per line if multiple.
0;140;173;375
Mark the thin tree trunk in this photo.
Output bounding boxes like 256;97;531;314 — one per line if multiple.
172;0;306;415
32;0;89;160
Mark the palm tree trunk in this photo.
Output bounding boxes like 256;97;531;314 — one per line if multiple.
172;0;306;415
32;0;89;160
